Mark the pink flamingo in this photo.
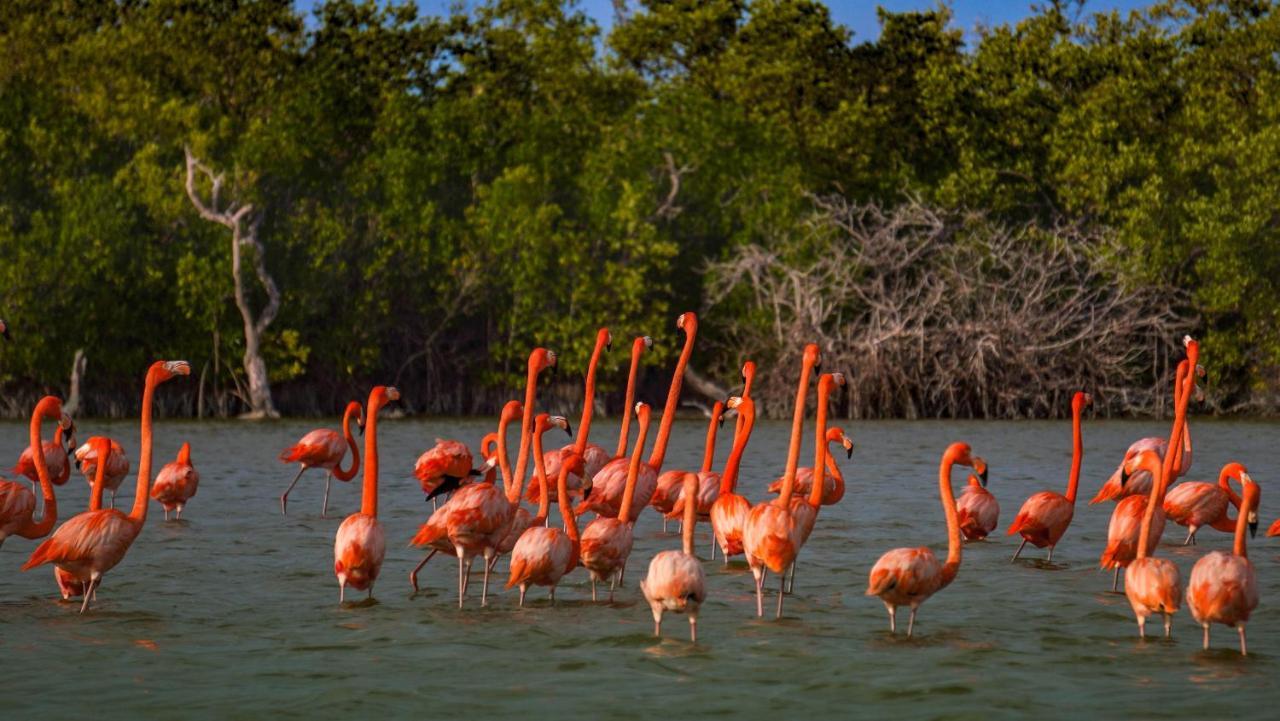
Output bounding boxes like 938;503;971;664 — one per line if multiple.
783;371;847;593
658;401;725;538
22;361;189;612
414;438;480;507
506;445;584;606
577;312;697;522
150;443;199;520
766;427;853;505
73;437;129;508
866;441;986;636
0;396;72;549
641;471;707;642
1163;462;1246;545
956;474;998;541
533;328;611;503
580;402;651;601
1006;391;1089;561
333;385;398;603
54;435;112;600
1188;475;1260;653
743;343;820;619
710;395;756;563
278;400;362;516
12;421;72;491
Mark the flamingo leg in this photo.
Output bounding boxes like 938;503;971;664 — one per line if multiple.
1111;567;1120;592
518;585;527;607
1046;546;1055;563
775;571;785;619
907;607;918;638
752;566;766;617
1238;625;1247;655
1163;614;1172;638
549;586;556;606
591;577;598;602
1136;615;1146;638
456;552;466;609
164;508;170;521
785;562;797;594
1202;624;1210;650
662;518;668;534
409;549;437;595
1011;538;1027;562
280;466;306;516
610;571;618;602
321;473;332;518
110;489;117;509
710;534;715;559
884;602;897;633
689;614;697;643
462;557;474;596
1184;527;1194;545
481;551;493;607
176;505;184;520
79;575;99;614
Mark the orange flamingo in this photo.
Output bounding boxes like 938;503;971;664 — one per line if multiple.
414;438;481;507
1123;338;1197;638
12;422;72;491
0;396;72;549
533;328;611;503
641;471;707;642
710;395;755;563
22;361;189;613
743;343;820;618
766;427;853;505
150;443;199;520
1188;475;1260;654
506;444;584;606
784;372;846;593
278;400;363;516
1267;519;1280;537
580;402;651;601
866;441;986;636
659;401;725;538
578;312;697;522
1007;391;1089;561
333;385;398;603
73;437;129;508
54;435;112;600
1163;462;1246;545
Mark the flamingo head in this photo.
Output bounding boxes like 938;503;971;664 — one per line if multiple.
597;327;612;353
500;400;523;426
741;360;756;384
480;432;499;462
153;360;191;382
803;343;821;371
1121;449;1162;486
711;401;725;428
827;427;853;459
972;456;988;487
676;311;697;335
634;401;651;428
1073;392;1091;412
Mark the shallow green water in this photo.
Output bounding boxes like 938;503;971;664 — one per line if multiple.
1;415;1276;719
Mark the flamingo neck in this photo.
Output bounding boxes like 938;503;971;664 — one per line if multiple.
360;395;384;517
823;447;846;504
532;429;551;522
21;397;59;537
735;364;756;438
616;338;645;458
1235;484;1257;558
1141;356;1194;557
779;353;817;505
334;402;361;482
807;378;831;508
1167;362;1188;475
574;333;607;456
1218;464;1244;510
500;412;518;503
617;411;651;522
513;357;542;496
699;404;722;474
1065;399;1084;503
681;473;697;555
648;321;697;470
556;458;579;544
720;401;754;495
89;437;110;512
129;369;163;525
939;447;962;573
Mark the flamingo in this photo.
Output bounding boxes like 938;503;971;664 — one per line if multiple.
150;442;199;520
766;426;853;505
54;435;112;600
278;400;362;516
577;312;697;522
1187;474;1260;654
783;371;847;593
580;402;651;601
956;474;998;541
414;438;480;507
1163;462;1246;545
22;361;189;613
0;396;72;549
641;471;707;642
506;445;584;606
866;441;986;637
532;328;611;504
12;421;72;491
1006;391;1089;561
743;343;820;619
73;437;129;509
1268;519;1280;537
710;395;756;563
1123;338;1197;638
657;401;725;537
1090;365;1197;505
333;385;398;603
606;335;653;467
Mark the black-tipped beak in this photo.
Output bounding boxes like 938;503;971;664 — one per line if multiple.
1119;465;1130;487
468;468;483;477
606;341;612;352
717;414;725;429
978;465;989;487
1250;520;1258;538
846;445;853;460
563;421;573;438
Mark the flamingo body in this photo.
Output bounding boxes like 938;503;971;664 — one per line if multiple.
1163;481;1229;541
334;513;385;595
22;510;140;586
1007;491;1072;548
13;438;70;487
666;471;720;520
150;444;198;519
710;492;750;558
650;469;685;516
866;546;948;610
74;439;130;499
641;549;706;640
579;517;633;586
413;439;473;497
957;481;1000;541
1123;557;1183;635
0;480;38;545
1187;552;1257;630
577;458;656;522
505;526;576;595
743;503;798;575
1100;495;1165;571
1091;437;1190;504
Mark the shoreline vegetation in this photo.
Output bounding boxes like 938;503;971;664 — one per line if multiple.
3;1;1279;419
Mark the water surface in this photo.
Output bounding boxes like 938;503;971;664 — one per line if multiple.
1;416;1276;719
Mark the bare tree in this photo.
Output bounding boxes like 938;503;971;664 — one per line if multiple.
705;196;1193;419
64;349;86;416
183;147;281;419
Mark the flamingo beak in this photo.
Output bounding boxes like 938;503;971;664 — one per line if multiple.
1249;511;1258;538
1119;464;1130;487
563;420;573;438
843;437;854;459
974;458;989;487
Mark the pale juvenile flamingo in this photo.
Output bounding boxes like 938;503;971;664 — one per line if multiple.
641;471;707;642
0;396;72;549
578;312;697;522
506;446;584;606
150;442;199;520
743;343;820;619
278;400;362;516
1187;475;1259;654
1163;462;1246;545
533;328;611;503
710;395;755;563
73;437;129;508
658;401;725;537
54;435;111;600
22;361;189;613
12;422;72;491
333;385;398;603
784;372;847;593
766;427;853;505
580;402;651;601
1123;338;1197;638
1006;391;1089;561
956;474;998;541
866;441;986;637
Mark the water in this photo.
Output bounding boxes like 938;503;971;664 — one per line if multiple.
1;415;1276;719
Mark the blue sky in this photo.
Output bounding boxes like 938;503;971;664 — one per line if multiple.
296;1;1154;42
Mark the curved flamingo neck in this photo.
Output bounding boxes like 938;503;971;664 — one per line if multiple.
1133;451;1168;560
736;362;756;438
129;368;165;525
1235;483;1258;558
939;446;963;577
680;473;697;555
334;402;362;482
513;351;546;495
616;338;646;458
499;407;519;503
532;427;551;522
89;437;110;512
361;391;387;517
574;330;608;456
823;449;846;503
617;409;651;522
20;397;60;537
779;348;818;505
556;456;579;544
1065;398;1084;503
720;400;755;495
1168;363;1186;475
699;403;723;473
648;317;697;470
808;377;833;508
1218;463;1244;509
